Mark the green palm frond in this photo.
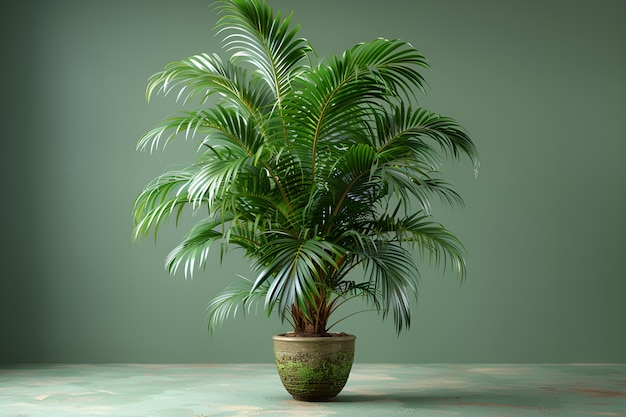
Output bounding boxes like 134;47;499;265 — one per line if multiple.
379;165;463;214
132;169;195;240
146;52;273;114
360;242;419;334
250;235;343;318
375;102;479;171
281;38;430;180
137;112;205;153
186;155;248;209
404;107;480;175
137;106;261;154
349;37;429;99
215;0;312;100
165;214;229;277
375;211;467;280
284;57;374;146
206;276;269;333
315;144;382;233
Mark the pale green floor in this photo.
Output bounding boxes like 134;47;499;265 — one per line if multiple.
1;363;625;416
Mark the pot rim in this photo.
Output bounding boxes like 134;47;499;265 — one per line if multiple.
273;333;356;342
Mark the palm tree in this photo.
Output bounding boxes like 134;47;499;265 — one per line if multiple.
133;0;479;337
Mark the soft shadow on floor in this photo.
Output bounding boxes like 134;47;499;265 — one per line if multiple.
335;390;553;410
337;393;461;404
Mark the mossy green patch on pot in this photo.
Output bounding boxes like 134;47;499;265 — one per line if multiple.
275;351;354;395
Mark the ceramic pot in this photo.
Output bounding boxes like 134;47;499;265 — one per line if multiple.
272;333;356;401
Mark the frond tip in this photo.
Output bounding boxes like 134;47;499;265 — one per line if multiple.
206;276;268;333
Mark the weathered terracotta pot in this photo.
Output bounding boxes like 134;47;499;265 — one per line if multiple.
272;333;356;401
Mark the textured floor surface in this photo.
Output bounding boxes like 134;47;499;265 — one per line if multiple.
1;363;625;416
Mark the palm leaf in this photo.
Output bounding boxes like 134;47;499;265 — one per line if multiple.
165;212;234;277
360;242;419;334
137;106;262;154
132;169;195;240
146;52;273;115
250;235;343;318
375;211;467;280
349;37;429;100
215;0;311;100
206;276;270;333
398;105;479;175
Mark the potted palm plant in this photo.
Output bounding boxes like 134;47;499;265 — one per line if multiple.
133;0;478;402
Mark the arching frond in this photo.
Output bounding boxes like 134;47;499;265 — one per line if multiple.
165;216;226;278
360;242;419;334
146;52;273;115
349;37;430;100
206;276;270;333
373;211;467;280
388;104;479;175
132;169;195;240
137;106;262;155
250;235;343;318
214;0;311;100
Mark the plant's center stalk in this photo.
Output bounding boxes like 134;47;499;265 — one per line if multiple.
290;286;332;336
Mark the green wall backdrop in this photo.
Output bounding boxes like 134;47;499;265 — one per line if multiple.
2;0;625;364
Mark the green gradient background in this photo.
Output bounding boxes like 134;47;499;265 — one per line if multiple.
2;0;625;364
